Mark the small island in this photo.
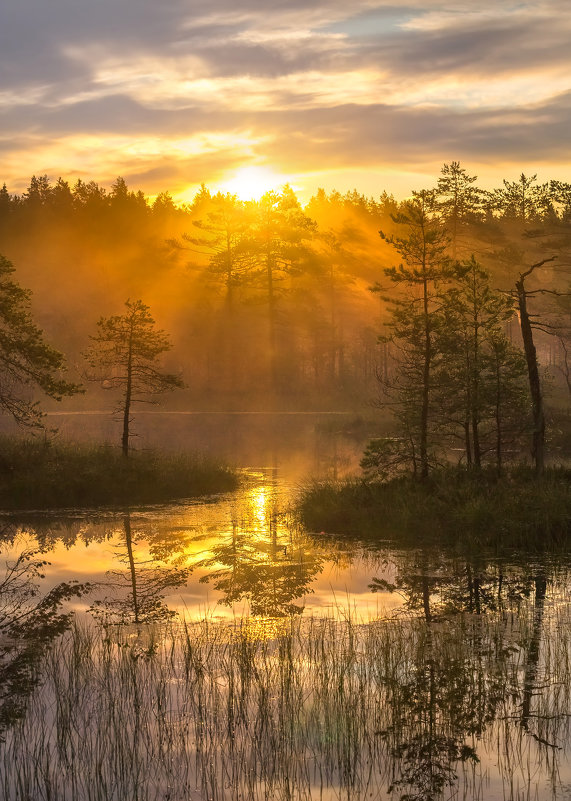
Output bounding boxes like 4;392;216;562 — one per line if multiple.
298;466;571;549
0;438;238;509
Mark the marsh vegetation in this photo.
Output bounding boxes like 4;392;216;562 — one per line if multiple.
2;575;571;801
0;444;570;800
0;437;238;509
298;466;571;548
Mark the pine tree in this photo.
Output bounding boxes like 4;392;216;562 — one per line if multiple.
85;300;184;457
373;190;452;478
436;256;516;467
181;193;251;309
0;255;81;429
247;186;316;390
492;173;548;223
435;161;481;256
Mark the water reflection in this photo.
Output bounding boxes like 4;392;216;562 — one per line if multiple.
2;593;571;800
368;551;541;620
0;531;88;740
196;475;324;616
0;460;571;798
91;513;192;624
9;470;331;620
380;625;482;801
520;572;550;743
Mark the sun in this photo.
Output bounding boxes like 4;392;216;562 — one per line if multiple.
221;166;284;201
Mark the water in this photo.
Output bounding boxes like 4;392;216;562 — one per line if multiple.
1;416;570;800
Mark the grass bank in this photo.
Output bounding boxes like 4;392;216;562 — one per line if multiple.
298;467;571;549
0;438;238;509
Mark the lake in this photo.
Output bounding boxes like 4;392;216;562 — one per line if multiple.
1;413;570;800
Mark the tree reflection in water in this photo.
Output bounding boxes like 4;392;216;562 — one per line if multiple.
0;530;89;740
0;496;570;799
197;479;324;616
4;584;570;801
91;513;192;624
369;549;562;799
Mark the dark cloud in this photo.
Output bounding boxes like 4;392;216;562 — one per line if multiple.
254;91;571;170
0;94;239;140
2;1;568;88
0;1;171;87
0;2;333;96
5;89;570;190
356;15;571;79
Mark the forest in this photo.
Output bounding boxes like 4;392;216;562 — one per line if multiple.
0;164;570;801
0;162;568;476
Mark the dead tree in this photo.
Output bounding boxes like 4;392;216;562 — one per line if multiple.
513;258;558;475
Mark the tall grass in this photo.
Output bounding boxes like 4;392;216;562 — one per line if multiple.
0;437;238;509
2;591;571;800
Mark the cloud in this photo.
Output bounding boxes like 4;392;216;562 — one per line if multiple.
1;0;570;197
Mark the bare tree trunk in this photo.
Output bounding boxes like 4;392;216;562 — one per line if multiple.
464;342;473;466
471;319;481;467
464;418;472;466
420;276;431;479
267;253;278;392
516;273;545;475
123;514;140;625
122;331;133;458
494;358;503;477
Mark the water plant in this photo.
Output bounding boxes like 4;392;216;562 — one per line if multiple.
2;584;570;800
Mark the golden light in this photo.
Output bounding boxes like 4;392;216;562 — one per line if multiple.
220;166;285;201
248;484;269;529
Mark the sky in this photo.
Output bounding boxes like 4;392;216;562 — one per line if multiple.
2;0;571;202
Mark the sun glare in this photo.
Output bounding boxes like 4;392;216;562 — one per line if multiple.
221;166;284;200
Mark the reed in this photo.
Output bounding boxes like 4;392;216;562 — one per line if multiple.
2;587;571;800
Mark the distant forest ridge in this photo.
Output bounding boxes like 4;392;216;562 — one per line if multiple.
2;167;571;219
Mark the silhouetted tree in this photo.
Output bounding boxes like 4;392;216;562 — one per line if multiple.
482;333;528;472
23;175;52;209
247;186;316;389
0;184;12;224
181;193;251;308
492;173;548;223
436;257;521;468
549;180;571;221
85;299;184;457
